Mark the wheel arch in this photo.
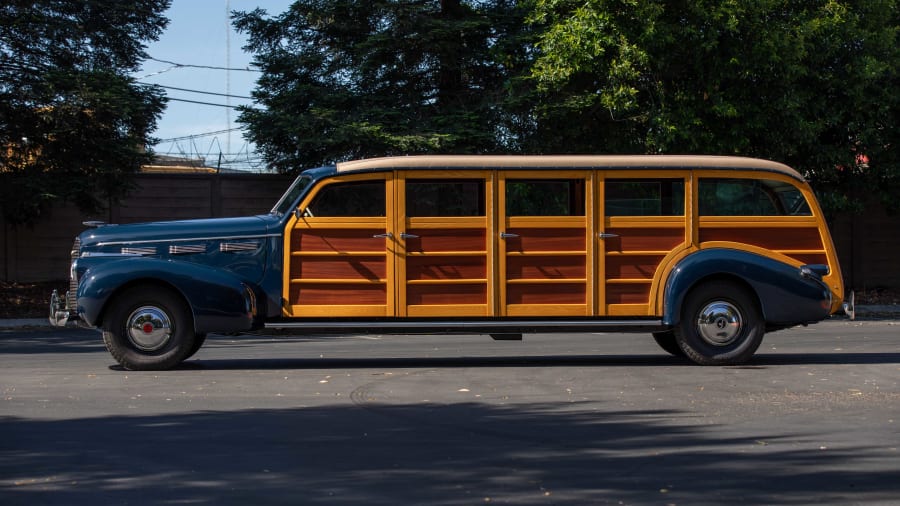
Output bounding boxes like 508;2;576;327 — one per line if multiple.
77;257;258;333
95;278;192;330
662;248;809;327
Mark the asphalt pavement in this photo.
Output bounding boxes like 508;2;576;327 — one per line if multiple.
1;319;898;505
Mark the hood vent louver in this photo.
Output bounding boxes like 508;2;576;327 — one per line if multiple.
169;244;207;255
220;241;261;253
121;246;156;256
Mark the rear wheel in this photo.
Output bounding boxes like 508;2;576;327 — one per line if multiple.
652;330;685;357
102;286;196;370
674;281;764;365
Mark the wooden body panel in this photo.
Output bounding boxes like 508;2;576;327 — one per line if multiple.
280;165;844;320
499;171;592;316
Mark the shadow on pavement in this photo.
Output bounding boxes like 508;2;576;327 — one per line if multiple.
2;401;896;505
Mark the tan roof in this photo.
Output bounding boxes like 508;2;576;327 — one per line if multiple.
336;155;804;180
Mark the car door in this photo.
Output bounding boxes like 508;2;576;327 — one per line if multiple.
498;170;593;317
282;173;396;317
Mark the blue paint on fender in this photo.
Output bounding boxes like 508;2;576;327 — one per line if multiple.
77;256;258;333
663;249;832;326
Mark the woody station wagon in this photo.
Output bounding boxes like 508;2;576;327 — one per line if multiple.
50;155;846;370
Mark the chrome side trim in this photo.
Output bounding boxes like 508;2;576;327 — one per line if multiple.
266;319;663;330
81;252;150;258
96;233;279;247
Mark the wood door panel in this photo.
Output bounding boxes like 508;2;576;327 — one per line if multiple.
404;228;485;253
407;284;487;305
293;228;386;252
504;228;585;252
406;256;486;280
506;255;586;279
603;227;683;252
289;283;387;305
507;283;586;304
292;256;386;280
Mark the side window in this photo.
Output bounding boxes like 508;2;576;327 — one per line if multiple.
605;179;685;216
406;179;485;217
306;180;385;217
506;179;585;216
699;178;811;216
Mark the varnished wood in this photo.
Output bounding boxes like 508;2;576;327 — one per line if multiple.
699;226;823;251
406;256;486;280
407;284;487;305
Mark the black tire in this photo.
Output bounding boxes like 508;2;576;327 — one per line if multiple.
652;330;685;357
184;333;207;360
102;286;196;371
674;281;764;365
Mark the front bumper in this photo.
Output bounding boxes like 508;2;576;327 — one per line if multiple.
49;289;78;327
843;290;856;320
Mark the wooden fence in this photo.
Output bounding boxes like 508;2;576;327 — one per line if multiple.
2;172;898;291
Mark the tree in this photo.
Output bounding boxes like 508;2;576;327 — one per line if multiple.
233;0;531;173
528;0;900;215
0;0;170;226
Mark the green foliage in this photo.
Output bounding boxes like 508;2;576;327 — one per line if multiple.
233;0;531;172
237;1;898;215
0;0;170;226
528;0;900;214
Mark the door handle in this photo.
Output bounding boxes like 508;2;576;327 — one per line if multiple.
598;232;619;239
400;233;420;239
372;232;393;239
500;232;519;239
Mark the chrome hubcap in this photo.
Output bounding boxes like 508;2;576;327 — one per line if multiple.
696;301;742;346
126;306;172;352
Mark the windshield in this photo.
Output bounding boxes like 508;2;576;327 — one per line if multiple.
271;174;314;216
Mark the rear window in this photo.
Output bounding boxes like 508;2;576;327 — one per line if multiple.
699;178;811;216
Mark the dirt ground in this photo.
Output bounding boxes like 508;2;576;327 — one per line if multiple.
2;280;898;319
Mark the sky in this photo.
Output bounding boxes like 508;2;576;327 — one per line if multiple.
137;0;294;171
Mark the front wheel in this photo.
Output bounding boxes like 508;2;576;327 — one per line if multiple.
102;286;197;370
674;281;764;365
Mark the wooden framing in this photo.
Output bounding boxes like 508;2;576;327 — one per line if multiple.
281;159;844;319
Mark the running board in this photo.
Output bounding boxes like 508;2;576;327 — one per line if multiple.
265;319;665;333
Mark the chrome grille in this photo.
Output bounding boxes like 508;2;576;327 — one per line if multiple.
68;238;81;308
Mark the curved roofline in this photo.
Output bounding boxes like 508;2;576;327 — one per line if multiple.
335;155;804;181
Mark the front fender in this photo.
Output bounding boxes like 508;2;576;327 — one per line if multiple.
663;249;832;327
77;257;258;333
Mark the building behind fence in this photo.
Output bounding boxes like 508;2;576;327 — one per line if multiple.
2;172;898;292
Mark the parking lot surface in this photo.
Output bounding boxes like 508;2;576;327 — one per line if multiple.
1;320;898;505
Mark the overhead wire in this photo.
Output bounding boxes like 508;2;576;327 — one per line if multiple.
152;84;254;100
146;56;261;72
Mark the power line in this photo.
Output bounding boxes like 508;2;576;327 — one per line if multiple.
153;84;253;100
147;56;260;72
156;128;245;143
166;97;256;109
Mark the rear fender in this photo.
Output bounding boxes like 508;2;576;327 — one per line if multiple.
663;249;832;327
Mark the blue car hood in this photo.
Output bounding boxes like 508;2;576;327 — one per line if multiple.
79;215;281;248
